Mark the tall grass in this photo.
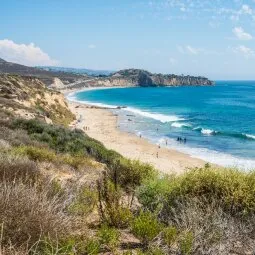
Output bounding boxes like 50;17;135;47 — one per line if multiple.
0;153;39;183
0;181;74;247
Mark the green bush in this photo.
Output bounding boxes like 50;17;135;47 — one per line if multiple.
97;224;120;251
84;238;101;255
36;237;76;255
163;226;178;247
12;118;121;163
97;176;133;228
131;211;163;245
137;176;172;212
12;145;57;162
69;186;97;216
138;166;255;217
112;158;156;191
160;166;255;216
61;154;92;169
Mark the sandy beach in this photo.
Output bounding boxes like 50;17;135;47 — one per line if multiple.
67;95;206;174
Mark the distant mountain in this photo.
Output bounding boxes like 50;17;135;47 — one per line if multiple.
0;58;89;85
37;66;114;77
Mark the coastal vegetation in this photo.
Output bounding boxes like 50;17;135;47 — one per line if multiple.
0;74;254;254
1;110;255;254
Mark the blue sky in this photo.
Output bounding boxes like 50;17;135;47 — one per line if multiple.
0;0;255;79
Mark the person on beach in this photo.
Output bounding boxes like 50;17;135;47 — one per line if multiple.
140;134;142;138
165;139;168;145
156;152;159;158
184;137;187;143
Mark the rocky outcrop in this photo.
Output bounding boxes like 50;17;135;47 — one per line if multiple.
89;69;214;87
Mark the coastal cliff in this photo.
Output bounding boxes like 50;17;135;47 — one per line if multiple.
88;69;214;87
0;74;75;125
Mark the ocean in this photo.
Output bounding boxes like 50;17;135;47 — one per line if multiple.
68;81;255;170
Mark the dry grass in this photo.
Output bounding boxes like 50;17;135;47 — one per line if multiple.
0;181;74;247
0;153;39;183
154;198;255;255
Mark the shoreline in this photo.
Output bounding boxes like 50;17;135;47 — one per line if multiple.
65;87;206;174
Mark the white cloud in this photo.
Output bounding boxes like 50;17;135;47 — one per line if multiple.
186;45;199;54
232;45;255;58
0;39;58;66
241;4;253;15
88;44;96;49
178;45;200;55
233;27;253;40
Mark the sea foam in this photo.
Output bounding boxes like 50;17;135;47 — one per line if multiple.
154;135;255;170
171;122;191;128
243;134;255;140
125;107;185;123
201;128;216;135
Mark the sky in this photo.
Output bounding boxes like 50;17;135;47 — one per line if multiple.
1;0;255;80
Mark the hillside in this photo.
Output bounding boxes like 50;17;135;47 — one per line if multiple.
0;58;89;85
0;74;75;125
38;66;114;76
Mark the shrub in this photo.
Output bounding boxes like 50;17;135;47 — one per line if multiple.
144;166;255;216
69;186;97;216
97;224;120;251
0;152;39;183
161;168;255;217
12;118;121;163
84;238;101;255
97;173;133;228
157;198;255;255
0;181;73;246
162;227;178;247
110;158;156;191
35;237;76;255
137;176;172;212
12;145;57;163
131;211;163;245
0;126;34;146
61;154;93;169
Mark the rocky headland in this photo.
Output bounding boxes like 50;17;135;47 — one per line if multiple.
88;69;214;87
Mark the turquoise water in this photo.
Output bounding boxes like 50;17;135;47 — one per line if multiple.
69;81;255;169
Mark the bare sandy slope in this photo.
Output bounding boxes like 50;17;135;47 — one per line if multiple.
68;101;206;174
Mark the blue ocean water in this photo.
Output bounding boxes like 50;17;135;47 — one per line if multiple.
69;81;255;169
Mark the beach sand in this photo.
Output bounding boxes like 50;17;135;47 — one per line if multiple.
68;100;206;174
